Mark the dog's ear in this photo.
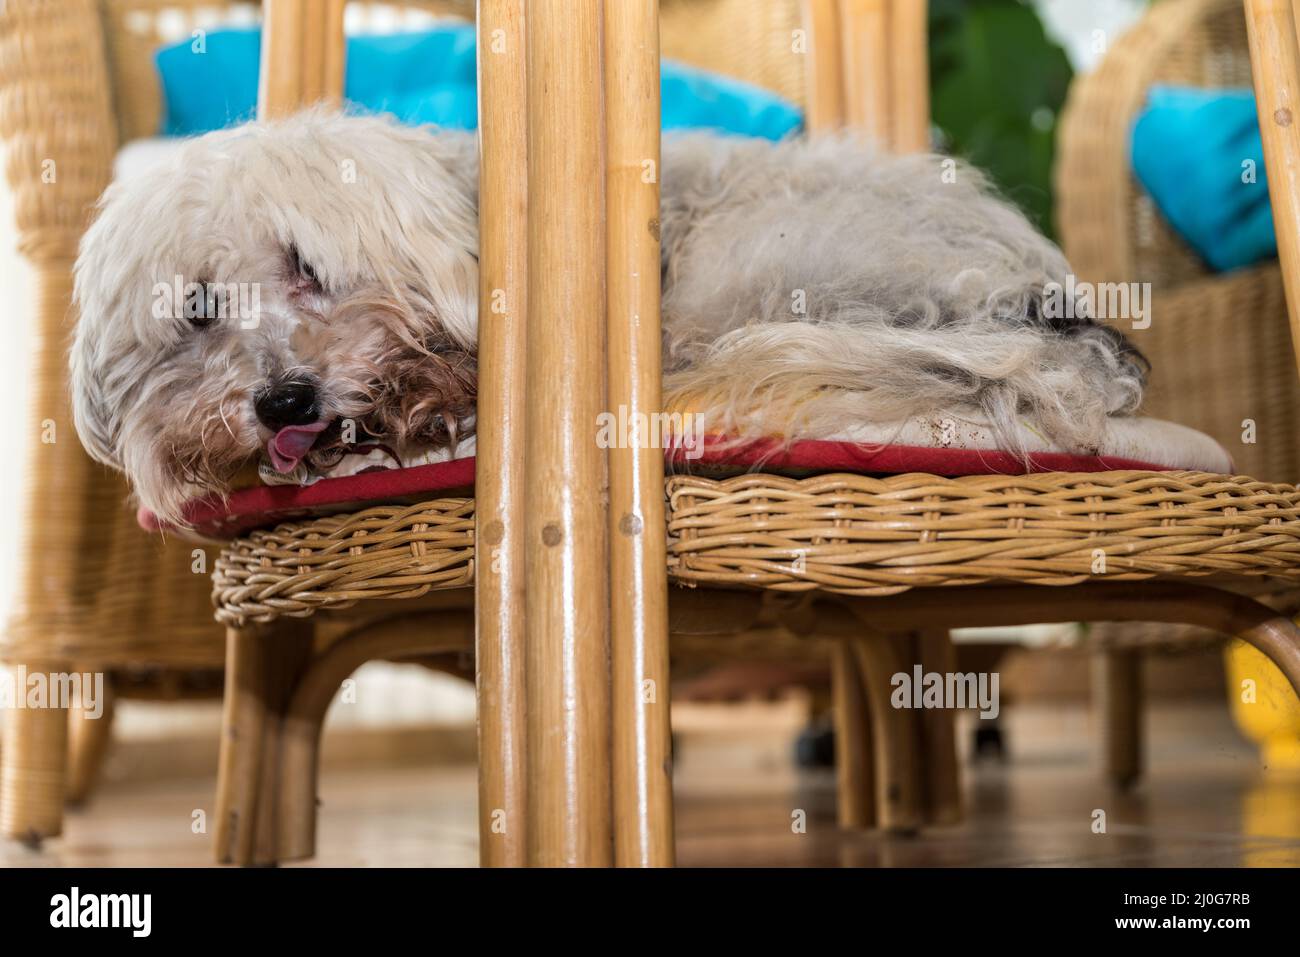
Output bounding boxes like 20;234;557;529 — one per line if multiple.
69;341;123;470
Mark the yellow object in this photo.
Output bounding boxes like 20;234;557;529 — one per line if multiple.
1225;637;1300;771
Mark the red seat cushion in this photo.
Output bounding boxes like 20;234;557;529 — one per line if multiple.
146;423;1232;539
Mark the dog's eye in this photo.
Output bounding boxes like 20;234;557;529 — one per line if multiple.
183;280;224;328
288;245;321;293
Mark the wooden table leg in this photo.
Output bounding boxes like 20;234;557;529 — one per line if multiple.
475;0;530;869
605;0;674;867
522;0;613;866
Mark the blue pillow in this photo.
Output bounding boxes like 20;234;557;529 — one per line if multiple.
157;25;802;140
156;27;261;133
1131;86;1275;273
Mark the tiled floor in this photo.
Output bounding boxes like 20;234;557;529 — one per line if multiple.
3;702;1299;867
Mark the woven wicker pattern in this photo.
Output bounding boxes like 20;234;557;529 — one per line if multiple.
1055;0;1300;484
213;499;474;625
665;471;1300;595
1137;267;1300;483
212;471;1300;624
660;0;806;107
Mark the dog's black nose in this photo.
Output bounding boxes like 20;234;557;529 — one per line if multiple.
255;382;319;430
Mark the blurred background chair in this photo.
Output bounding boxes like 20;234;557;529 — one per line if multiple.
0;0;226;844
0;0;485;847
1055;0;1300;788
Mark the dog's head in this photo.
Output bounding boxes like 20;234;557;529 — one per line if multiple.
72;110;480;525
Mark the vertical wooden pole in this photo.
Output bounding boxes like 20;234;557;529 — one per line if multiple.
1092;647;1143;791
888;0;930;152
65;677;115;806
830;643;875;828
474;0;529;868
852;635;923;832
319;0;348;105
259;0;304;118
258;0;346;120
215;627;271;864
604;0;675;867
803;0;847;133
915;629;961;823
1246;0;1300;376
523;0;613;867
839;0;892;144
0;667;68;840
214;621;312;865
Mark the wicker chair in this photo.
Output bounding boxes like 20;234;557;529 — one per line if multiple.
1;0;897;864
208;0;958;868
1055;0;1300;787
0;0;232;843
205;0;1300;870
0;0;497;845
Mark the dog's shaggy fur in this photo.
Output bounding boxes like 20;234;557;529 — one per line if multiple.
72;110;1146;525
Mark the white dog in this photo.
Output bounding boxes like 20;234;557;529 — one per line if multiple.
72;110;1145;525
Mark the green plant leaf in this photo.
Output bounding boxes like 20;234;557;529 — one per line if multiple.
928;0;1074;237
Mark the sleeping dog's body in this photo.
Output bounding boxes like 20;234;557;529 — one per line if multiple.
72;110;1145;525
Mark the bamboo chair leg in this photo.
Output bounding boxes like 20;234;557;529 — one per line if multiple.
605;0;674;868
0;663;68;843
1234;614;1300;700
834;582;1300;777
831;642;875;829
839;0;892;144
804;0;847;133
215;620;313;866
1246;0;1300;373
1092;646;1143;791
851;635;923;833
475;0;530;869
275;612;474;863
915;629;962;825
523;0;613;867
65;675;115;807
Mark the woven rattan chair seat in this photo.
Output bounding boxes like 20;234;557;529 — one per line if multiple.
212;470;1300;625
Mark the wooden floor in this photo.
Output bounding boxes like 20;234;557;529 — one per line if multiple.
3;702;1300;867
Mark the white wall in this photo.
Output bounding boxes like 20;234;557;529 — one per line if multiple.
1034;0;1149;73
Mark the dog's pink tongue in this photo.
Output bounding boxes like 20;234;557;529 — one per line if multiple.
267;422;329;473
